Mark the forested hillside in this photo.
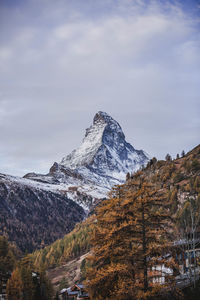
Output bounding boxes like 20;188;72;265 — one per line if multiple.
0;175;85;252
30;145;200;274
31;217;93;270
1;144;199;298
86;145;200;299
134;144;200;212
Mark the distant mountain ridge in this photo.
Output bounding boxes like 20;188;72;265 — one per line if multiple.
0;173;85;252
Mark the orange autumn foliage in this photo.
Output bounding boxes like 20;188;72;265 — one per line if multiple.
86;173;178;299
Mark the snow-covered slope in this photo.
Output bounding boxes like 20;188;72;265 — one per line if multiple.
60;111;149;184
61;113;107;168
25;111;149;206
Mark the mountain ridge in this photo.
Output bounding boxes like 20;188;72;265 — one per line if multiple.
61;111;148;173
0;111;149;251
0;173;85;252
25;111;149;206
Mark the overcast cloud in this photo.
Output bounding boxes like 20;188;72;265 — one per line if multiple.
0;0;200;176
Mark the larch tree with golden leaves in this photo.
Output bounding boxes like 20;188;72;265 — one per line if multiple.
6;255;53;300
6;267;23;300
86;174;178;300
86;184;137;300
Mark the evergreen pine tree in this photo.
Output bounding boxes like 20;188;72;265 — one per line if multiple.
181;150;185;157
39;268;53;300
0;236;16;275
165;154;172;161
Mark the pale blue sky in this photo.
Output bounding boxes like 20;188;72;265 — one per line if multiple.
0;0;199;176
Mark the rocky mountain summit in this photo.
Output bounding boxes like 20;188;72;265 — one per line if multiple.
0;112;149;251
61;111;148;181
25;111;149;205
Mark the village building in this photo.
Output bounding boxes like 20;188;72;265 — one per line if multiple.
151;239;200;288
59;284;89;300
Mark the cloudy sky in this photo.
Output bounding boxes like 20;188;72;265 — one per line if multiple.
0;0;200;176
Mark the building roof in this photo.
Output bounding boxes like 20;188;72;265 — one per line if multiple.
76;284;84;289
59;283;88;296
60;288;67;294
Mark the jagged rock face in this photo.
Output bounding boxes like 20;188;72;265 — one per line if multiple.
24;112;149;206
60;111;149;184
61;112;107;168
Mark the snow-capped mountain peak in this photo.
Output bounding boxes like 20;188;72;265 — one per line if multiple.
93;111;124;137
61;112;108;169
24;112;149;208
60;111;149;183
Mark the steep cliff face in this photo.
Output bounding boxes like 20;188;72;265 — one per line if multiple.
61;111;148;182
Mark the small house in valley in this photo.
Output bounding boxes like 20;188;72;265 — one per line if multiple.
59;284;89;300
